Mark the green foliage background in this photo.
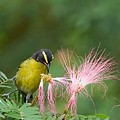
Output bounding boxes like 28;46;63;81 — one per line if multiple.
0;0;120;119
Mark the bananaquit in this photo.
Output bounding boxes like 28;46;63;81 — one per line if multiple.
14;49;53;102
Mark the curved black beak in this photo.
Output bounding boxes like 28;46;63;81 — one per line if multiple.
45;63;50;73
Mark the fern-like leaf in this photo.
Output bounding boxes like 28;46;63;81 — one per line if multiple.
0;71;8;80
20;103;41;120
0;71;12;88
77;114;110;120
0;98;41;120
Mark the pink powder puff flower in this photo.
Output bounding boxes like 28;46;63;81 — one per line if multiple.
38;78;45;113
37;74;57;113
47;76;69;113
58;48;118;115
47;78;56;113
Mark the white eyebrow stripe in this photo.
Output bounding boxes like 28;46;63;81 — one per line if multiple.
52;55;54;59
42;51;48;63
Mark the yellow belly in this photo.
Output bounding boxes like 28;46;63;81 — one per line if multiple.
15;59;47;94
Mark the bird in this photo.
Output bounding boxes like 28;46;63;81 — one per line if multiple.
14;48;53;103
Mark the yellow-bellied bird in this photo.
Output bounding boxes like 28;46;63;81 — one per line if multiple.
14;49;53;102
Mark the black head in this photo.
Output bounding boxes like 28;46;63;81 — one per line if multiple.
32;49;53;73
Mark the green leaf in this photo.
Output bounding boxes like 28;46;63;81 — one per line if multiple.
88;115;96;120
0;71;8;81
75;114;79;120
69;117;75;120
79;115;87;120
5;112;21;119
0;98;41;120
19;103;41;120
52;115;57;120
0;98;20;119
95;114;110;119
0;98;110;120
76;114;110;120
47;115;53;120
58;114;65;120
0;112;5;119
0;71;13;89
0;85;11;88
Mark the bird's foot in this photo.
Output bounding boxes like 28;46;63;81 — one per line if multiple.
2;89;18;99
2;93;11;99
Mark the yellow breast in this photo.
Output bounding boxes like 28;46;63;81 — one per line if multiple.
15;58;47;94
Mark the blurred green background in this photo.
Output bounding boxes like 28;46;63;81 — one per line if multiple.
0;0;120;119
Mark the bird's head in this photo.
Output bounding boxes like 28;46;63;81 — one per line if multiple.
32;49;54;73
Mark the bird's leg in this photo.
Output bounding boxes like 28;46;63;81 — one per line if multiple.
31;95;38;106
18;90;21;103
26;93;32;103
2;89;18;99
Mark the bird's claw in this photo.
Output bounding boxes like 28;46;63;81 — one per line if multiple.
2;93;10;99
